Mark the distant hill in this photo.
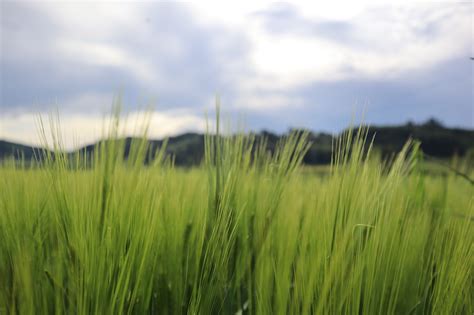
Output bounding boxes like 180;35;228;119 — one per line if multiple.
364;119;474;158
1;119;473;166
78;132;205;166
0;140;46;161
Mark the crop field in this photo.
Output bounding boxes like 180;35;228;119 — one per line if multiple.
0;115;473;314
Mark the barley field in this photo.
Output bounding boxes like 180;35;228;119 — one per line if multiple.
0;114;472;314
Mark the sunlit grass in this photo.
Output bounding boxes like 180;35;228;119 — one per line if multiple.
0;108;472;314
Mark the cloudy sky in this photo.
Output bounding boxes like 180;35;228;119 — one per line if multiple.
0;0;472;148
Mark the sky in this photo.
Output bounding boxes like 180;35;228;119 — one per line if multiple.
0;0;473;148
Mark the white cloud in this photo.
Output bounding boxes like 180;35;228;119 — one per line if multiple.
185;1;472;110
33;1;145;39
56;39;160;84
246;3;471;88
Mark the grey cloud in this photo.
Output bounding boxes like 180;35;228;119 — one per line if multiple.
253;2;470;51
1;2;253;113
249;56;472;133
1;2;472;135
253;3;353;43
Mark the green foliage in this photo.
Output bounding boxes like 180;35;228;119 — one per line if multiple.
0;110;472;314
